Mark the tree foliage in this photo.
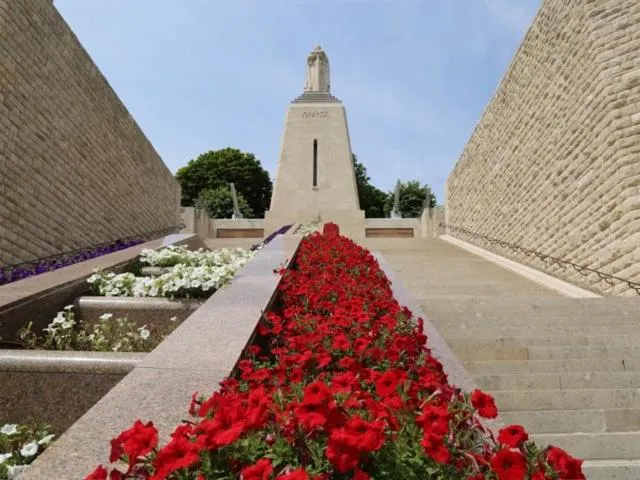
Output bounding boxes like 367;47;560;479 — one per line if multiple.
383;180;437;218
194;186;254;219
353;154;389;218
176;148;272;218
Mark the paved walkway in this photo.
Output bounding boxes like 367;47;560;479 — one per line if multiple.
360;237;640;480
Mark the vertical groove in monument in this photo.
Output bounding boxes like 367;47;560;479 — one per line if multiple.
265;45;365;237
313;139;318;188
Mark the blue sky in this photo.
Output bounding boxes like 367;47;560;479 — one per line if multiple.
54;0;540;204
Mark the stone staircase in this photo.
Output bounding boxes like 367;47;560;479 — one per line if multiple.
361;237;640;480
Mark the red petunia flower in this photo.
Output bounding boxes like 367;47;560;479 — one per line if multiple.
326;429;362;472
150;436;201;480
416;405;450;436
490;448;527;480
276;468;309;480
375;370;402;398
241;458;273;480
471;389;498;419
421;433;451;464
546;446;585;479
497;425;529;448
109;420;158;471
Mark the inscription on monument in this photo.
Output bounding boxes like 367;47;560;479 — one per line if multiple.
302;111;328;119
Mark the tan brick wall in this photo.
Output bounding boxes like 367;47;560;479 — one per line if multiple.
446;0;640;296
0;0;180;265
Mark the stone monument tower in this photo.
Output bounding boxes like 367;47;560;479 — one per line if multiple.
264;45;365;237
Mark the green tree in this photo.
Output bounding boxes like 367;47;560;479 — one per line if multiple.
353;154;389;218
194;186;254;219
383;180;437;218
175;148;272;218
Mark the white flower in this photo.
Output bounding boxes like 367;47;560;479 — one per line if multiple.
61;321;74;329
7;464;29;479
138;327;150;340
0;453;12;464
64;304;73;311
99;313;113;321
1;424;18;436
51;312;66;325
169;316;177;322
37;434;55;445
20;441;38;457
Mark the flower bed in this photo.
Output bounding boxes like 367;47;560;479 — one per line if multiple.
0;423;55;480
86;225;584;480
87;246;254;299
0;239;143;287
18;306;177;353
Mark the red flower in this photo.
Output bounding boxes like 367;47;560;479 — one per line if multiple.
109;420;158;471
421;433;451;464
326;429;361;472
276;468;309;480
490;448;527;480
84;466;108;480
241;458;273;480
150;437;201;480
375;370;402;398
497;425;529;448
344;415;386;452
546;446;585;479
416;405;450;436
471;389;498;419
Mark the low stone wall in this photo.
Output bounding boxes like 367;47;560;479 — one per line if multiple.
19;235;301;480
0;351;143;434
180;207;266;238
0;234;201;340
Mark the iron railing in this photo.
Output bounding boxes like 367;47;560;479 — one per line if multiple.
1;223;185;285
440;223;640;295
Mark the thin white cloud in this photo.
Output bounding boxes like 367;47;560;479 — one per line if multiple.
482;0;540;35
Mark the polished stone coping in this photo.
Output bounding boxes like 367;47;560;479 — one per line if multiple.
374;252;503;432
75;296;204;311
0;350;143;374
19;235;301;480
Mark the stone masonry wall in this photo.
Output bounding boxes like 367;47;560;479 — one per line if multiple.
446;0;640;296
0;0;180;265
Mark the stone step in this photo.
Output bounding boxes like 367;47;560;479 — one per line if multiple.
448;334;640;348
428;314;640;328
582;460;640;480
452;344;640;362
418;296;640;317
491;389;640;411
475;371;640;390
465;358;640;375
436;325;640;338
532;432;640;460
528;345;640;360
499;409;640;434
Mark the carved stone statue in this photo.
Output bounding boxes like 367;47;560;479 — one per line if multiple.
304;45;331;93
229;183;243;219
391;180;402;219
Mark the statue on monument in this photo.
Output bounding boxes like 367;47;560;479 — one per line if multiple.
391;180;402;219
229;183;244;220
304;45;331;93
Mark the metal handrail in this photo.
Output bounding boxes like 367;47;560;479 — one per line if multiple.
440;223;640;295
